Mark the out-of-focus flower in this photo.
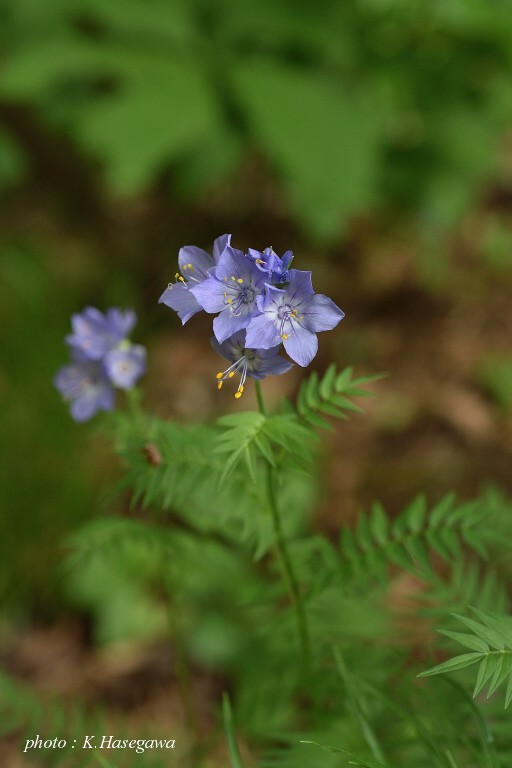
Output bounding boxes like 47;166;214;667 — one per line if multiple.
54;354;115;422
245;269;344;367
191;246;267;343
212;330;293;399
104;344;147;389
56;306;146;421
159;234;231;324
66;307;136;360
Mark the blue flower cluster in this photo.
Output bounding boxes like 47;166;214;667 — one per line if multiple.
55;307;146;421
160;235;344;398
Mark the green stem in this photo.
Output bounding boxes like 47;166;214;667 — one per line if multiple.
222;693;246;768
125;387;145;432
254;381;312;676
159;548;201;765
255;379;267;415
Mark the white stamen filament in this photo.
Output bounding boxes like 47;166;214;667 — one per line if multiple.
216;354;249;398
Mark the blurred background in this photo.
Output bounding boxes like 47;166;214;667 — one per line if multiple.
2;0;512;765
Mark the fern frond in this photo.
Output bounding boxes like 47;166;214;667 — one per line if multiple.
0;671;174;766
295;365;385;430
340;494;489;585
417;559;508;617
0;672;107;767
214;412;314;483
121;421;222;510
418;609;512;709
114;414;316;558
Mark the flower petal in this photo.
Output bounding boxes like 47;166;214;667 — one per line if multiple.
283;327;318;366
245;313;282;349
106;308;137;338
159;283;202;324
189;276;230;314
213;234;232;263
214;246;265;288
251;354;293;379
178;245;215;281
213;308;251;343
211;330;245;361
299;294;345;332
286;269;315;303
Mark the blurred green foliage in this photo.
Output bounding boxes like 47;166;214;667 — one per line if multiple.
2;0;512;237
1;3;512;766
478;354;512;413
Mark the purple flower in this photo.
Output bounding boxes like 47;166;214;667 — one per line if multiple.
191;246;267;343
159;234;231;324
56;306;147;421
104;344;147;389
66;307;136;361
245;269;345;367
212;330;293;399
248;246;293;283
54;354;115;422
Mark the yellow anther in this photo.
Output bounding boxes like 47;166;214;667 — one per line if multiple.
281;333;289;340
178;276;185;282
256;259;263;265
217;381;223;390
188;263;194;270
237;278;243;284
234;392;242;399
175;272;180;279
231;276;236;281
228;371;235;378
227;298;233;304
216;372;223;379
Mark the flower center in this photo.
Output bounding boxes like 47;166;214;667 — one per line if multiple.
277;304;301;340
241;287;256;304
223;279;257;317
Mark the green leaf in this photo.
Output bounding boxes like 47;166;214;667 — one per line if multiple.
418;652;483;677
505;671;512;708
295;365;383;430
215;411;266;484
222;693;246;768
439;630;489;654
487;653;510;698
453;614;506;651
319;363;337;399
370;502;388;546
473;654;498;698
403;536;431;575
76;54;220;193
429;493;456;527
405;495;427;534
232;62;382;238
301;741;393;768
305;411;333;430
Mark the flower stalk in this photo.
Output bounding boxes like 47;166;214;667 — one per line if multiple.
255;380;312;677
